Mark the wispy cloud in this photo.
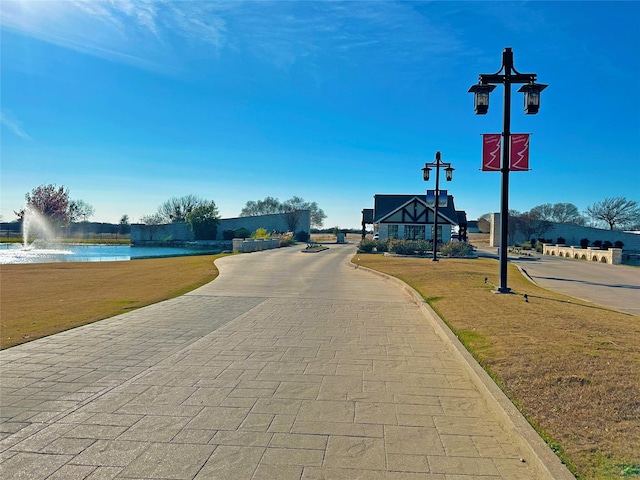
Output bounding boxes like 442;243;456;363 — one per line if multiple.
0;1;469;78
0;0;228;73
0;110;32;140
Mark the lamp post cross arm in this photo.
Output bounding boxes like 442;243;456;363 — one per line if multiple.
478;73;537;85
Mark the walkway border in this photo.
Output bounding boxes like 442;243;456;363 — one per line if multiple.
349;258;575;480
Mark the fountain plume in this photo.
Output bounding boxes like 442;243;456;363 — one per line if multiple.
22;206;57;249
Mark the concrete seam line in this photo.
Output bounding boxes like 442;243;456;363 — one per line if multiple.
349;259;575;480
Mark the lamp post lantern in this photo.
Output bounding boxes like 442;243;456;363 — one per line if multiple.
468;47;546;293
422;151;454;262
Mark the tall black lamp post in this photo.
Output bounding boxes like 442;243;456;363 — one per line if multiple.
422;151;454;262
468;47;547;293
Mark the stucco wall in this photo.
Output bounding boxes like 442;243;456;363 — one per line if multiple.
488;213;640;251
219;211;310;238
131;210;311;244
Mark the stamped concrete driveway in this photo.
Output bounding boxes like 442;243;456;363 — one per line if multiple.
0;244;572;479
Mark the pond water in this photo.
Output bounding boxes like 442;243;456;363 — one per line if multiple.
0;244;223;264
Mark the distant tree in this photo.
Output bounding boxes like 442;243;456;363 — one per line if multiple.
507;209;522;244
528;203;554;221
519;211;552;241
119;214;130;235
140;213;164;225
239;196;327;228
15;184;71;226
585;197;640;230
552;203;584;225
530;202;584;225
186;201;220;240
158;195;204;223
68;199;95;222
283;196;327;229
240;197;282;217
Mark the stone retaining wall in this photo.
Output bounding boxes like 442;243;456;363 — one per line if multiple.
542;244;623;265
232;238;281;253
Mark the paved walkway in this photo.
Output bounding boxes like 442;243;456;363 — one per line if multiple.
1;244;573;479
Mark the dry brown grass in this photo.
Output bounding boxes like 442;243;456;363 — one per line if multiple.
354;254;640;480
0;254;222;350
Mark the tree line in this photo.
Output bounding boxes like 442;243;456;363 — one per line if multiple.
477;198;640;245
13;184;326;241
481;198;640;236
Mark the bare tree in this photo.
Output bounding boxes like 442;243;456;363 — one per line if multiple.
240;197;282;217
585;197;640;230
530;202;583;225
240;196;327;229
69;199;95;222
158;195;203;223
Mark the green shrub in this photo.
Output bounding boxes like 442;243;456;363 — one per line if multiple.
614;240;624;249
389;240;432;256
602;240;613;250
234;228;251;239
222;229;235;240
186;203;220;240
440;242;474;257
374;239;389;252
359;240;375;253
580;238;589;249
279;234;294;247
295;230;310;242
252;227;270;239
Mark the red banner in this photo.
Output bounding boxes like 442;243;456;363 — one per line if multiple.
510;134;530;171
482;134;501;171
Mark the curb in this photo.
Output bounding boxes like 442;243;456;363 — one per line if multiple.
349;258;575;480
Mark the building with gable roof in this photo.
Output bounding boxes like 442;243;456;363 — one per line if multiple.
363;194;467;242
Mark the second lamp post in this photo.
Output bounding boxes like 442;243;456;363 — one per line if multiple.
422;151;454;261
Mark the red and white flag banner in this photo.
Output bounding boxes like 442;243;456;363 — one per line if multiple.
482;134;501;171
509;134;530;171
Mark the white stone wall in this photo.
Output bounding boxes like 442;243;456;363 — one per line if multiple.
542;244;623;265
490;213;501;247
232;238;281;253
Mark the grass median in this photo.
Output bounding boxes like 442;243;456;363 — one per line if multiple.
353;253;639;480
0;254;223;350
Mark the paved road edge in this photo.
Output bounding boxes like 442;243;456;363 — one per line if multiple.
349;258;576;480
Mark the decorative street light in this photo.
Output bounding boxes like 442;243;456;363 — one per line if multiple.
468;47;547;293
422;151;454;262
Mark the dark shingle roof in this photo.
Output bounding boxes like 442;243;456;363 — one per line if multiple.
373;194;460;225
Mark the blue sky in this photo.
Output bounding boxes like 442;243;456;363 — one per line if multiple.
1;1;639;229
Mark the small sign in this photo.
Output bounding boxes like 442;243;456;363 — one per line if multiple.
510;134;530;171
482;134;501;171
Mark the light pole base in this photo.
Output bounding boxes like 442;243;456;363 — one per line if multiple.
493;287;513;294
